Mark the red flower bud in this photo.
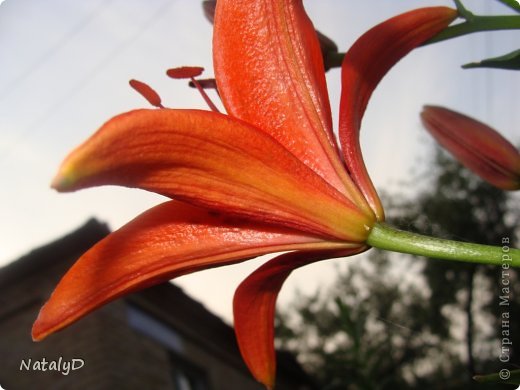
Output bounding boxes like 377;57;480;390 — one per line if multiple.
421;105;520;190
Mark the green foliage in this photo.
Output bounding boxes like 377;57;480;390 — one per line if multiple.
277;254;431;389
463;49;520;71
495;0;520;13
474;368;520;385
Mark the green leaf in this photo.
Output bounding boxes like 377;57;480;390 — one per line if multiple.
495;0;520;13
473;368;520;385
462;49;520;70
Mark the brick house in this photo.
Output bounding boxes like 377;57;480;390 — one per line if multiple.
0;219;315;390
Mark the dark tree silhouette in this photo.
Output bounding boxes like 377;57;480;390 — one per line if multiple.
276;149;519;389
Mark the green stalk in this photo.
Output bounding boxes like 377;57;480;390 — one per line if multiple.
367;222;520;267
425;14;520;45
323;14;520;70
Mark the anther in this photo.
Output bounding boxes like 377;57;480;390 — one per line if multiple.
129;79;164;108
166;66;204;79
167;66;220;113
189;78;220;97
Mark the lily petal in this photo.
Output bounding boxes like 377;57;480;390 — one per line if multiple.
213;0;364;205
32;200;352;342
52;109;374;241
233;247;365;389
339;7;458;220
421;105;520;190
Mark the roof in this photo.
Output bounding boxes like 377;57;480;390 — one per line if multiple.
0;218;110;286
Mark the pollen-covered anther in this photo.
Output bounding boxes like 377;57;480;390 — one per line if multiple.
129;79;164;108
189;78;220;96
167;66;220;113
166;66;205;79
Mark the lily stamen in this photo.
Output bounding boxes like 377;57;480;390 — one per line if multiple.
167;66;220;113
189;78;220;97
128;79;164;109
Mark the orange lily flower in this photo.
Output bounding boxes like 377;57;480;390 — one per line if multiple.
421;105;520;191
33;2;456;389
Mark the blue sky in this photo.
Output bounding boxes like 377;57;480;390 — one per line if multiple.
0;0;518;321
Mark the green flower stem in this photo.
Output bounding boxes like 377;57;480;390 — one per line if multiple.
367;222;520;267
322;14;520;70
424;14;520;45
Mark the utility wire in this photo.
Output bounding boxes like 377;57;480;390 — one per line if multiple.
0;0;173;166
0;0;115;103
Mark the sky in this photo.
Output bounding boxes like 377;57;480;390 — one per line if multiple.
0;0;519;323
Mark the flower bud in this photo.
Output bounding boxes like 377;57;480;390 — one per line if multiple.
421;105;520;190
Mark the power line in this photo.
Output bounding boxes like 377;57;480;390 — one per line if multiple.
0;0;174;166
0;0;115;103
